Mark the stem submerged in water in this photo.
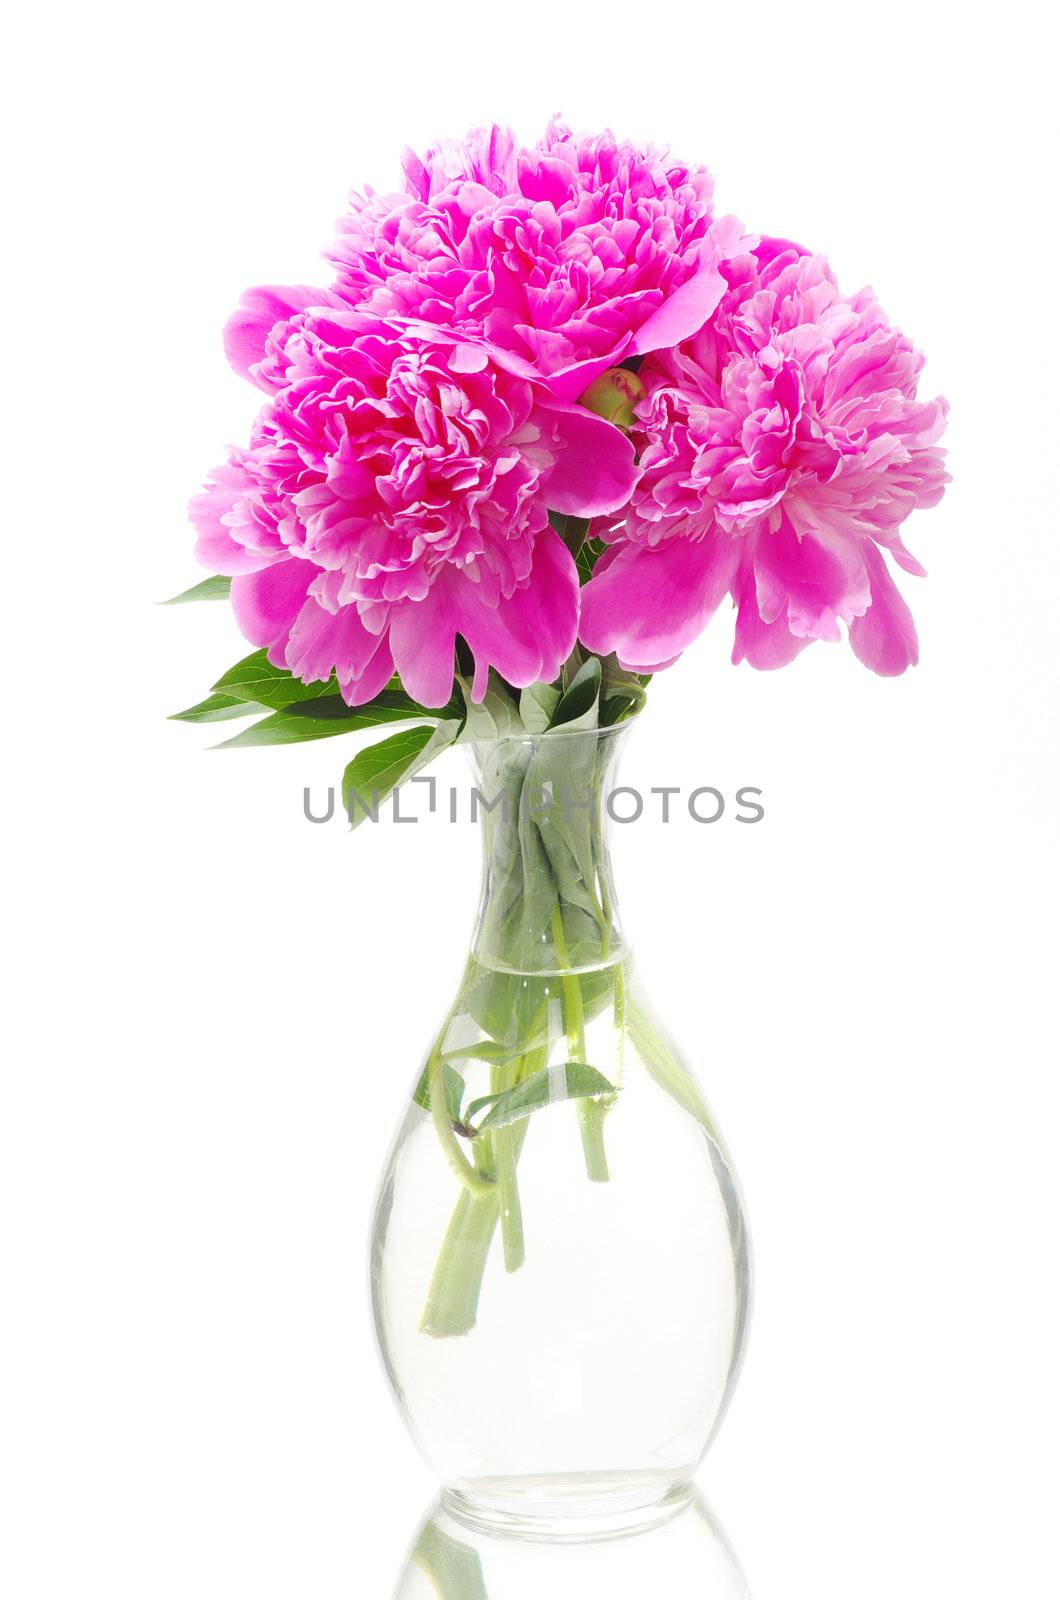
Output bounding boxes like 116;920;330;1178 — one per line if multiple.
420;1184;499;1338
494;1121;525;1272
491;1052;526;1272
427;1038;495;1199
421;1034;542;1337
576;1095;610;1182
417;725;630;1335
551;905;611;1182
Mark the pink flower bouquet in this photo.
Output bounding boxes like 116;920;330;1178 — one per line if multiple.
170;123;948;1512
175;120;946;761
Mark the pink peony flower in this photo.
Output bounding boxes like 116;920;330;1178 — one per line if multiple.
192;304;638;707
327;121;735;403
580;239;949;676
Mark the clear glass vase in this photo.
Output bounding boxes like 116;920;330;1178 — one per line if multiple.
370;723;751;1534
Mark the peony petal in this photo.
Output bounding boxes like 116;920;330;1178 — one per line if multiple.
388;530;579;704
388;586;459;708
631;258;727;355
449;571;540;700
501;526;580;686
192;522;268;575
538;350;634;406
755;516;870;640
873;528;928;578
580;533;739;672
543;403;641;518
447;342;490;374
330;122;719;407
340;636;395;705
230;560;313;661
731;558;811;669
457;527;579;697
190;470;280;575
223;285;337;383
630;218;750;357
848;542;919;676
285;597;387;687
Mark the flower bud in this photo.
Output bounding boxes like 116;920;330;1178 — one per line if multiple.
578;367;647;430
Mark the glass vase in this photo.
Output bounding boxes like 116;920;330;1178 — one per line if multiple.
370;723;751;1535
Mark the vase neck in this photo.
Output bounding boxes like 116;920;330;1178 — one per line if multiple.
467;724;631;976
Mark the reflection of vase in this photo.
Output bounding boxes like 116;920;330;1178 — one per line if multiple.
371;724;751;1533
393;1488;752;1599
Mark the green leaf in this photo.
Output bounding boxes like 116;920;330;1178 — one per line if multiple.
576;536;607;585
212;686;454;749
565;516;592;558
212;653;464;719
464;740;534;948
341;720;461;825
464;968;551;1050
550;656;602;730
470;723;560;968
532;733;603;922
549;511;591;562
560;645;586;691
467;1062;616;1134
169;692;267;724
281;693;439;723
516;766;560;944
600;653;648;726
212;649;340;709
519;682;560;734
441;1039;533;1067
161;576;232;604
412;1060;466;1123
281;696;377;719
458;673;524;740
215;705;400;748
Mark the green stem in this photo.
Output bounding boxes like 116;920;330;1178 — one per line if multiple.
427;1038;495;1199
577;1093;609;1182
492;1055;526;1273
421;1033;542;1336
420;1183;500;1337
551;904;610;1182
594;836;625;1079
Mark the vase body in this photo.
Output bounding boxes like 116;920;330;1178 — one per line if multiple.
370;724;751;1530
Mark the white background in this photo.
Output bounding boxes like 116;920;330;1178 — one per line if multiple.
3;2;1058;1595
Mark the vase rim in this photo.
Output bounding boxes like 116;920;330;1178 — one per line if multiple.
466;719;636;753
